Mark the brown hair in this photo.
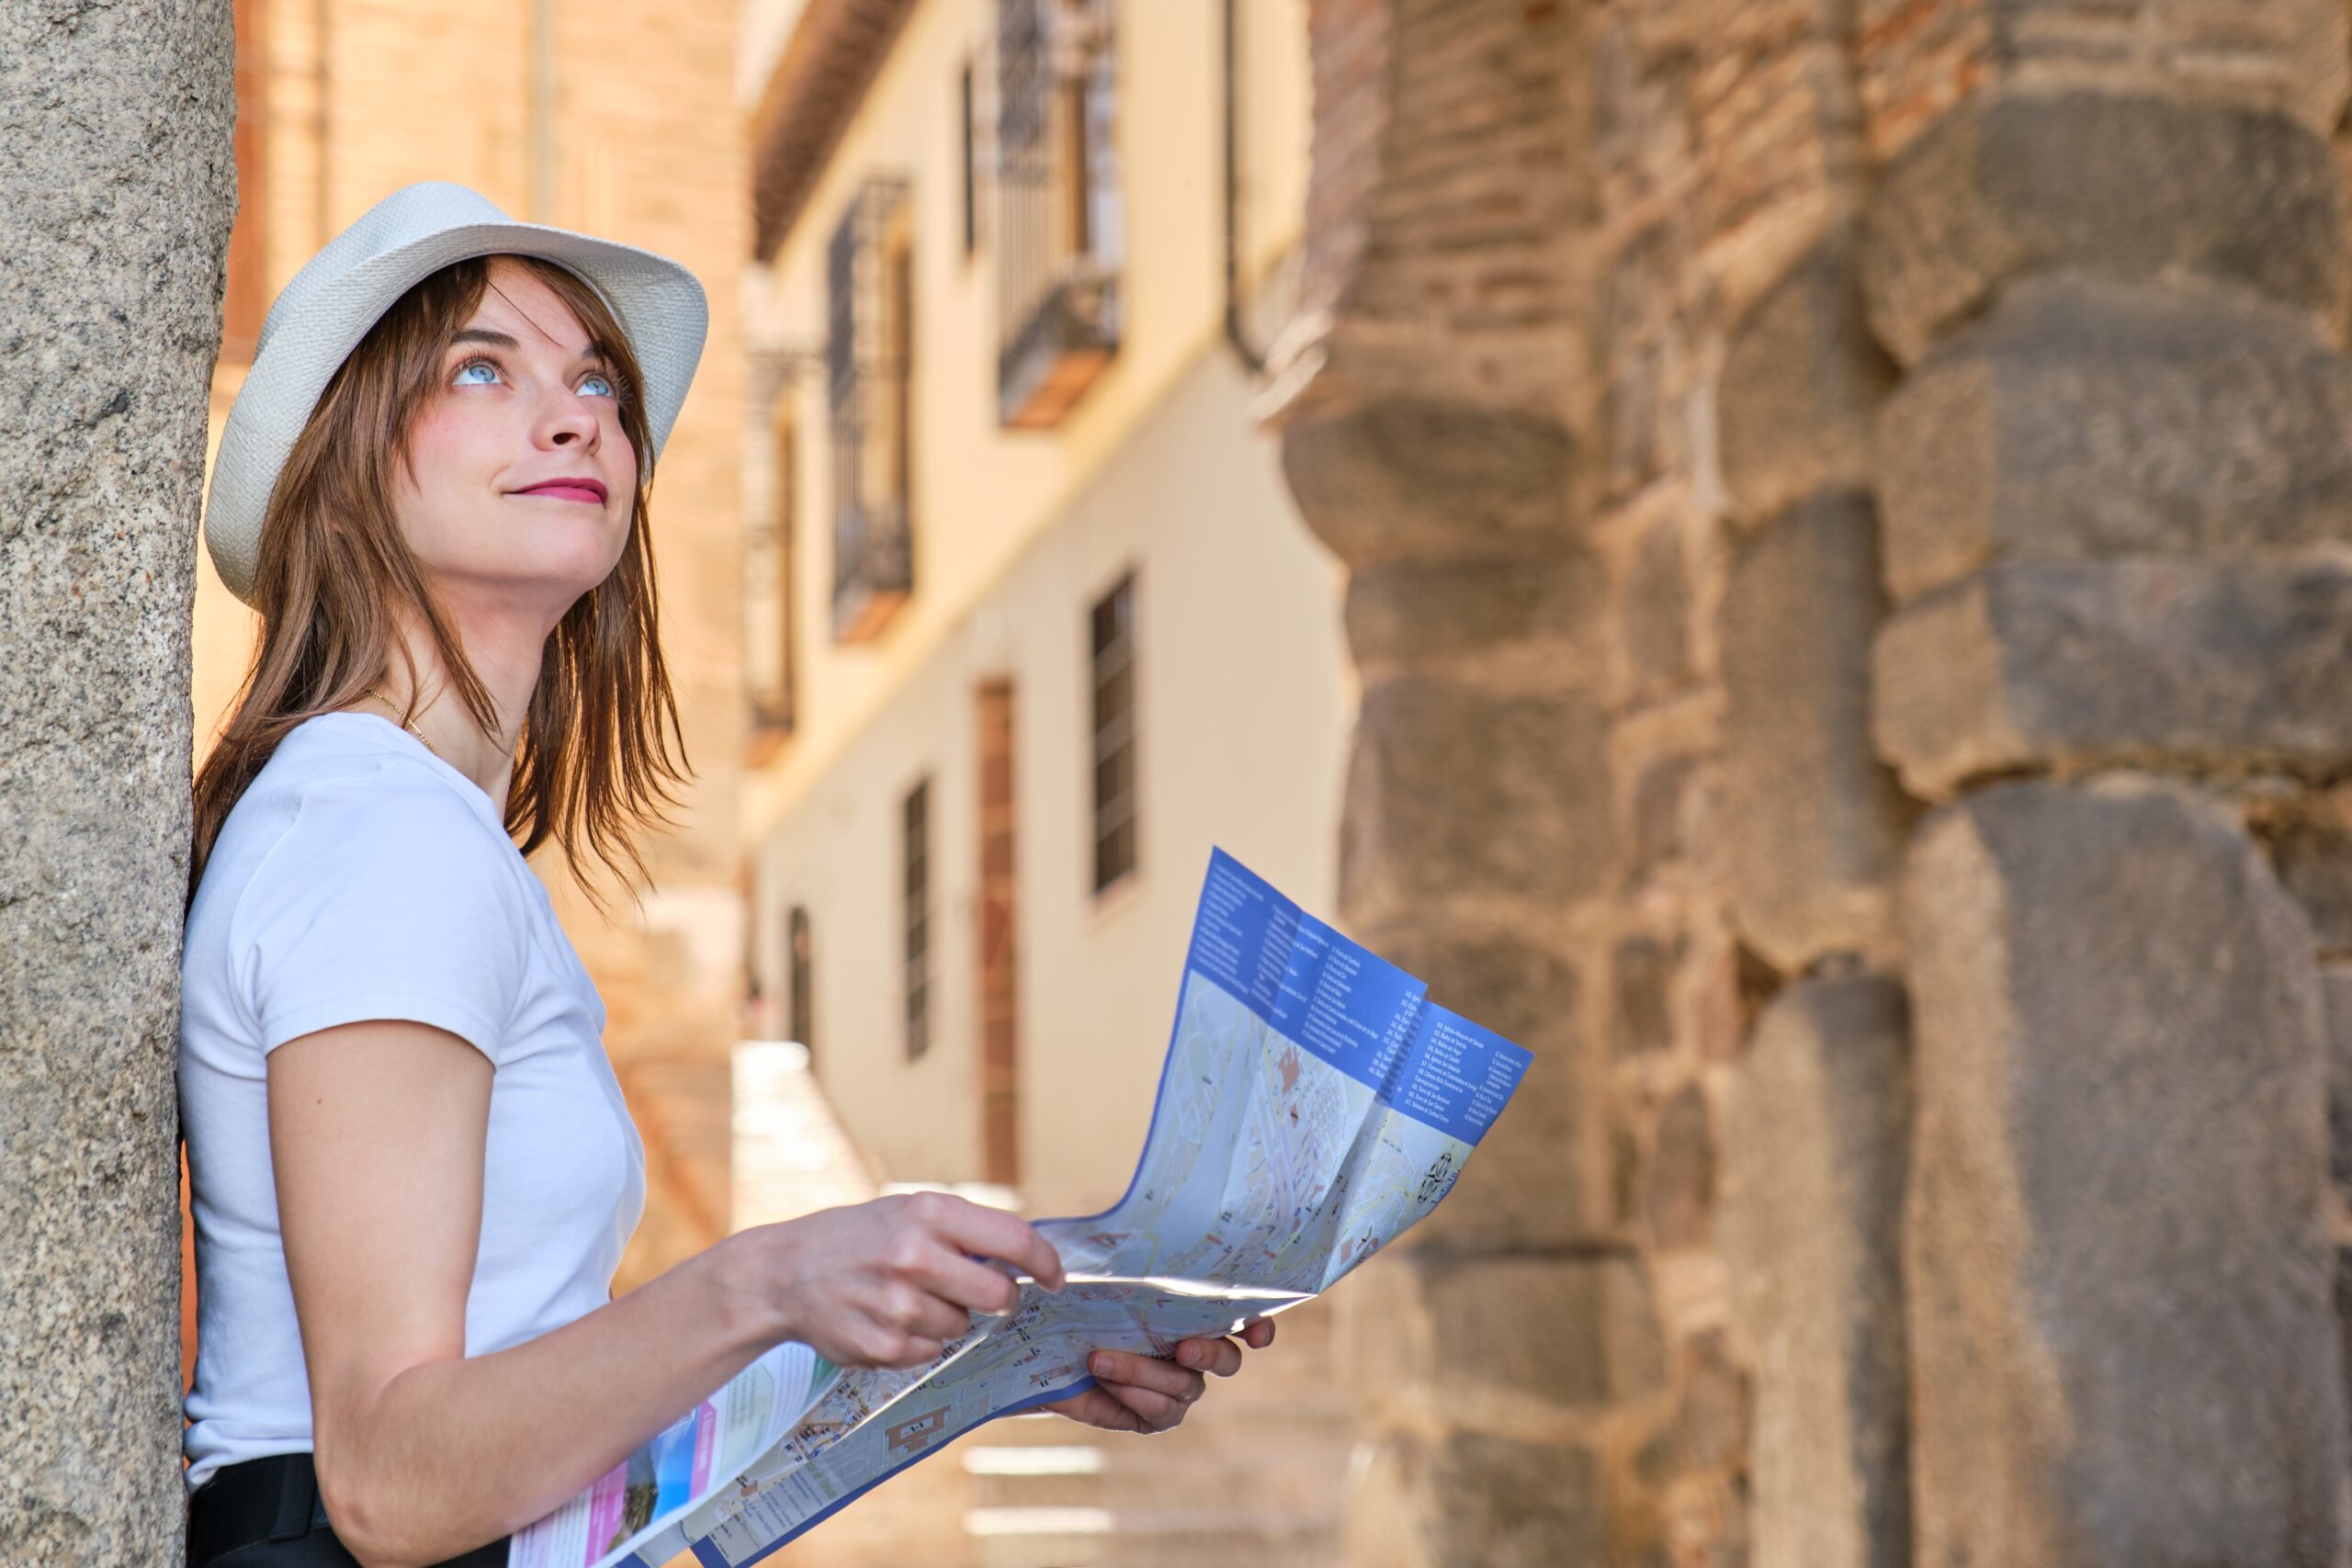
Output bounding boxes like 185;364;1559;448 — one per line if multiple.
187;254;694;922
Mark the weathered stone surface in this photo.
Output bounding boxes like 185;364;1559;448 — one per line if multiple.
1345;1430;1607;1568
1374;930;1604;1249
1278;0;1587;420
2251;793;2352;958
1343;547;1606;670
1611;933;1679;1060
1281;397;1578;568
1340;678;1612;924
1722;975;1912;1568
1633;1329;1750;1484
2321;967;2352;1208
1724;492;1915;966
1853;0;2351;152
1625;751;1702;890
1873;558;2352;799
1718;239;1898;524
1600;224;1679;503
1874;275;2352;604
1860;91;2346;365
0;5;233;1564
1902;777;2342;1565
1645;1083;1716;1250
1347;1250;1667;1424
2339;1250;2352;1481
1619;511;1691;692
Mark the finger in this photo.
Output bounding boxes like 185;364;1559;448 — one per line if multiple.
1174;1336;1244;1377
914;1193;1068;1291
877;1281;972;1346
905;1243;1026;1317
1094;1376;1191;1431
1243;1318;1276;1350
1090;1350;1207;1404
866;1330;947;1370
1042;1386;1152;1434
910;1298;974;1343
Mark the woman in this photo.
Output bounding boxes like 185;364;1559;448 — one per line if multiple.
180;184;1272;1568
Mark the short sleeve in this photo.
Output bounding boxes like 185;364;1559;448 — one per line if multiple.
228;766;529;1067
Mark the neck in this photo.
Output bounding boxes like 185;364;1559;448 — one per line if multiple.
368;614;548;807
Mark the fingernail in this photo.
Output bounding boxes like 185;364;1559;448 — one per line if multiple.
1178;1344;1202;1368
1091;1352;1111;1377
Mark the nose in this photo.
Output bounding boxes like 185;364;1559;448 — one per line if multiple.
538;386;601;450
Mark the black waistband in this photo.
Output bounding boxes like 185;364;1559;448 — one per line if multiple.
188;1451;511;1568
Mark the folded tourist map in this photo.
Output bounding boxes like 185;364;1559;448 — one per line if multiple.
511;847;1535;1568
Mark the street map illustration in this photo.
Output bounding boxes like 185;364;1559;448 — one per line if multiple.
511;848;1534;1568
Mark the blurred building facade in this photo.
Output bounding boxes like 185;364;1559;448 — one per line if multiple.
193;0;749;1320
730;4;1358;1562
732;0;1345;1216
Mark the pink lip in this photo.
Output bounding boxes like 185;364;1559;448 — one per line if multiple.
513;479;609;505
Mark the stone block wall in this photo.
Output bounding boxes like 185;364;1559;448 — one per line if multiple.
1273;0;2352;1562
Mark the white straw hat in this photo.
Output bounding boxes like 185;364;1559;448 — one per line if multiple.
202;180;709;607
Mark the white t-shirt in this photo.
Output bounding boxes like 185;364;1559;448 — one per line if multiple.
178;711;648;1491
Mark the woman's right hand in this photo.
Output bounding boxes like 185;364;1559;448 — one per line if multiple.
724;1191;1069;1370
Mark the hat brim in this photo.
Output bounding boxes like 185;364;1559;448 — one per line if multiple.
204;218;708;607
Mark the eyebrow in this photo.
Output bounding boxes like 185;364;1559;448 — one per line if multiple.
448;327;607;364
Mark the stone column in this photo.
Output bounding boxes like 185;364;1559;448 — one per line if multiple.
1701;18;1923;1565
0;3;234;1562
1273;2;1648;1562
1587;0;1928;1557
1851;9;2352;1557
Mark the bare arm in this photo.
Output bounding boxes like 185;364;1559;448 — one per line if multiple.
268;1020;1069;1568
269;1020;760;1566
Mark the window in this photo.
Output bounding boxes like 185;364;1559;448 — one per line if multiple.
1089;574;1136;893
223;0;269;364
828;177;915;643
960;61;979;259
746;401;797;761
903;779;932;1061
995;0;1120;428
787;905;814;1064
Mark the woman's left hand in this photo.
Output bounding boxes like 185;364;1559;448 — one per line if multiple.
1040;1318;1278;1434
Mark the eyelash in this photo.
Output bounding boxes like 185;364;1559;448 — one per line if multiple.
453;355;619;399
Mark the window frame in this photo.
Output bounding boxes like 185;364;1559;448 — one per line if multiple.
960;59;980;261
826;176;917;643
786;904;814;1065
1087;570;1139;897
746;397;797;759
902;777;933;1062
992;0;1122;428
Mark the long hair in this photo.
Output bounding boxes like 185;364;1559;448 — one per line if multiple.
187;254;694;923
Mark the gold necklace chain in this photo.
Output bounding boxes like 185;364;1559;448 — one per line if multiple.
365;686;442;762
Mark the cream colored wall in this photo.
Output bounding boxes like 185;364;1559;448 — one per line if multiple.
749;349;1349;1213
738;0;811;105
741;0;1313;845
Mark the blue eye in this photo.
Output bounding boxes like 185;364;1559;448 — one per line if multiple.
579;372;617;400
453;359;501;386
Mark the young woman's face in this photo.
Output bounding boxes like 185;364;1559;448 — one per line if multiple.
392;256;638;614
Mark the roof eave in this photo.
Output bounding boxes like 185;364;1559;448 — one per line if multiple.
748;0;924;263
